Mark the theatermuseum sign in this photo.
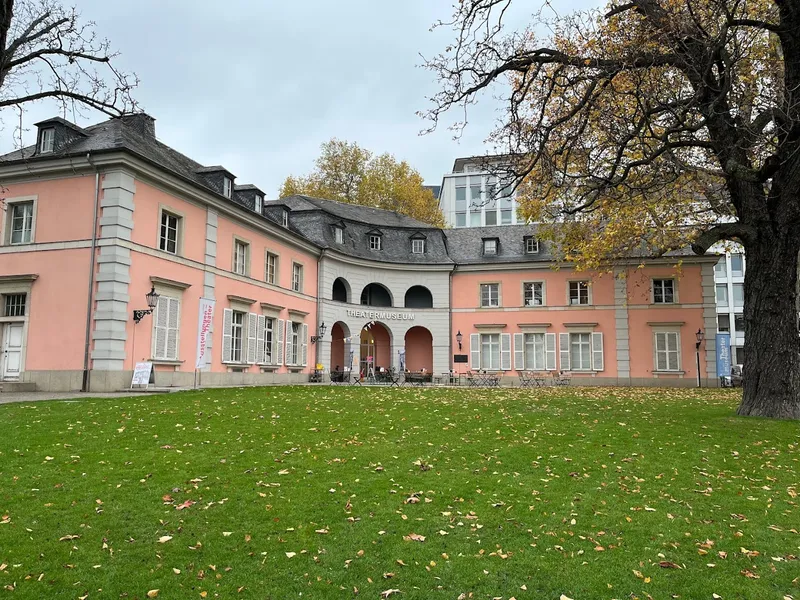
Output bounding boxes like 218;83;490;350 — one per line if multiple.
346;309;415;321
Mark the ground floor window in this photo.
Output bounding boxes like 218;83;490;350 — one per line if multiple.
524;333;546;370
570;332;592;370
231;310;244;362
262;317;274;364
654;331;680;371
480;333;500;370
291;322;300;365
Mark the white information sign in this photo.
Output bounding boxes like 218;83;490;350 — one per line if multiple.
131;362;153;387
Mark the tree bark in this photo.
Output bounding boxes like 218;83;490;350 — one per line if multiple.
738;222;800;419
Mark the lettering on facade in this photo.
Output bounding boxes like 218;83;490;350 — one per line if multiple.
346;309;415;321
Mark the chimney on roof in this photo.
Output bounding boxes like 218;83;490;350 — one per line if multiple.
120;113;156;138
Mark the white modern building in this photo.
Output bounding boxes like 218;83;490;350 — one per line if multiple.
714;250;745;364
437;156;521;228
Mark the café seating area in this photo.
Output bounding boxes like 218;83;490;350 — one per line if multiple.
321;368;573;387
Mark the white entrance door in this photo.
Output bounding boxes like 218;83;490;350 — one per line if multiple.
1;323;24;380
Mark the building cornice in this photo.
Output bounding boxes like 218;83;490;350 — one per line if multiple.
321;250;455;272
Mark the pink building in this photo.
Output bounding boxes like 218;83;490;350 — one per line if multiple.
0;114;718;391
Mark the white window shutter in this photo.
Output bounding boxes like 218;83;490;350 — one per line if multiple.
222;308;233;363
276;319;284;366
152;296;168;359
256;315;266;364
513;333;524;371
166;297;180;360
559;333;571;371
301;323;308;367
470;334;480;370
500;333;511;371
545;333;557;370
592;332;604;371
245;312;257;364
285;320;293;366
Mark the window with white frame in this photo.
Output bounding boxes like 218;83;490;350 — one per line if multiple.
282;210;289;227
480;283;500;308
524;333;546;370
715;256;727;274
654;331;680;371
716;284;728;306
9;202;34;244
732;283;744;307
159;211;180;254
254;194;263;213
39;128;55;153
291;322;301;365
411;238;425;254
569;281;590;305
653;279;675;304
523;282;544;306
233;240;249;275
265;252;278;284
470;212;481;227
223;176;232;199
3;293;26;317
334;226;344;244
525;237;539;254
231;310;245;362
730;253;744;276
369;235;382;251
717;314;730;332
152;295;181;360
263;317;275;363
480;333;500;370
483;239;497;255
500;209;512;224
734;313;745;333
455;212;466;227
292;263;303;292
570;332;592;370
485;211;498;226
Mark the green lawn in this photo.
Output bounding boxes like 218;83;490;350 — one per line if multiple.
0;386;798;600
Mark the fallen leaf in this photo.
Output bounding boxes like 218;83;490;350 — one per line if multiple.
560;595;574;600
380;590;401;598
285;552;296;558
147;590;159;598
157;536;172;544
315;529;329;534
175;500;194;511
741;569;760;579
403;533;425;542
659;561;681;569
58;535;80;542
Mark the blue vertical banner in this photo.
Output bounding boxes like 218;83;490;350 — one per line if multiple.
716;333;732;377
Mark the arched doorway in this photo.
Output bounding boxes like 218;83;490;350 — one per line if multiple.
404;285;433;308
404;326;433;373
330;322;352;373
360;283;393;307
359;322;391;377
332;278;350;303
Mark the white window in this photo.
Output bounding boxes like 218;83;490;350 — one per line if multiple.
717;314;730;332
291;322;301;365
152;296;180;361
39;128;54;153
282;210;289;227
524;333;546;370
730;253;744;276
480;283;500;308
254;194;263;213
501;209;512;224
231;310;245;362
470;212;481;227
455;213;466;228
9;202;34;244
334;227;344;244
480;333;500;370
412;239;425;254
3;293;26;317
569;281;590;305
233;240;249;276
292;263;303;292
369;235;382;251
265;252;278;284
455;178;467;206
525;237;539;254
263;317;275;363
483;239;497;255
223;176;232;199
716;284;728;306
570;332;592;370
654;331;680;371
653;279;675;304
715;256;727;274
485;211;498;226
159;211;180;254
733;283;744;307
523;282;544;306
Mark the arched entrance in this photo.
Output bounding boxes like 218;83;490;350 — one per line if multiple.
330;322;352;373
359;322;391;377
404;326;433;373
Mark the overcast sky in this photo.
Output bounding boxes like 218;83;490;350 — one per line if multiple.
2;0;596;197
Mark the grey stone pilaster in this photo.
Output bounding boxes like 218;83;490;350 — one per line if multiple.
91;171;136;370
201;208;218;370
614;269;631;382
701;263;718;380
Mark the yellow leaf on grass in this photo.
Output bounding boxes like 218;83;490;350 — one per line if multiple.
147;590;159;598
157;536;172;544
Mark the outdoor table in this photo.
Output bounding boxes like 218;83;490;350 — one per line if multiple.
330;370;349;384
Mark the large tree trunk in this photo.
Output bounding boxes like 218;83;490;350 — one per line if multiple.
738;227;800;419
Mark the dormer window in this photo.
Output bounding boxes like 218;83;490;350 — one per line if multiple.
223;176;232;199
39;128;55;153
483;239;498;255
369;235;382;251
334;226;344;244
525;236;539;254
412;239;425;254
282;210;289;228
254;194;263;213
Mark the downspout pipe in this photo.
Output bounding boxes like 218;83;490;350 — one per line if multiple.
315;248;326;371
82;154;100;391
